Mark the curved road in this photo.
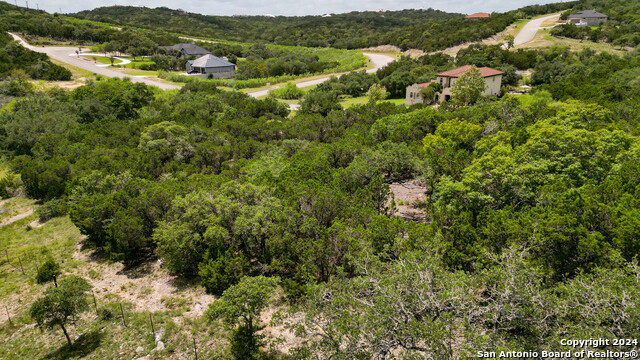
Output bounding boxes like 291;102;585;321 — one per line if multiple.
8;32;395;99
513;14;560;46
9;33;180;90
245;52;394;99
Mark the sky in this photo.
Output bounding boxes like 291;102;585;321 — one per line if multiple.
8;0;563;16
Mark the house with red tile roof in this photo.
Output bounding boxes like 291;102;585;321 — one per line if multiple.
406;65;503;105
465;12;490;19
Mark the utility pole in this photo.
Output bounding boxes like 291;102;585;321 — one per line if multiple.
36;3;38;10
25;1;28;9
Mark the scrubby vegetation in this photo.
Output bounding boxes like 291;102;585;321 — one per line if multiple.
0;33;71;81
553;0;640;47
2;39;640;356
3;0;640;357
72;2;576;51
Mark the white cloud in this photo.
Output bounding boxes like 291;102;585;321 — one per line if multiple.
17;0;561;16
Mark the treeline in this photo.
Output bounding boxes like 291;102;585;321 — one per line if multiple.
0;32;71;83
0;2;179;54
71;2;578;51
1;2;365;79
71;7;457;49
3;36;640;359
552;0;640;47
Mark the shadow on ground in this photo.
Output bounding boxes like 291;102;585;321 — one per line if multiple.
41;329;103;360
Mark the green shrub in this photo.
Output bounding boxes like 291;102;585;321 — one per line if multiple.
36;198;69;222
99;307;114;321
0;174;23;199
36;258;61;286
268;82;304;100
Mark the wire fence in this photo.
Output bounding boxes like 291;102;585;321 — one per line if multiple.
0;248;201;359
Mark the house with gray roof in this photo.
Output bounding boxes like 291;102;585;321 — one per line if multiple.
186;54;236;79
159;43;211;57
567;10;608;26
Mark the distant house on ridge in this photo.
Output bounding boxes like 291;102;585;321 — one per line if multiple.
159;43;211;57
186;54;236;79
465;12;490;19
406;65;503;105
567;10;608;26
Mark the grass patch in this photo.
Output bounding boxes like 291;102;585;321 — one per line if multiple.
114;59;155;69
516;29;626;55
122;70;159;76
82;55;122;65
340;96;405;108
49;59;94;79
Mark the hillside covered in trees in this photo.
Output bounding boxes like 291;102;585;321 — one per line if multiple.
72;2;575;51
0;32;71;82
2;38;640;357
2;0;640;357
552;0;640;47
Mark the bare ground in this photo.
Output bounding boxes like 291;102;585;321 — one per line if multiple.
0;209;33;228
72;245;215;317
363;20;523;59
390;179;427;222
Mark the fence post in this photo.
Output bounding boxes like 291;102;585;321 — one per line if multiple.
120;303;127;327
193;334;198;360
149;313;155;335
17;257;25;275
92;291;98;315
5;306;12;326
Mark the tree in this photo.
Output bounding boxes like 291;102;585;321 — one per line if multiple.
418;86;436;104
36;258;61;287
29;276;92;348
504;34;515;49
365;83;388;105
206;276;279;359
451;66;487;105
299;89;342;116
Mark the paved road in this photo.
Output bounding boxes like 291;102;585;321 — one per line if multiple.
9;33;395;109
513;14;560;46
9;33;180;90
245;52;394;99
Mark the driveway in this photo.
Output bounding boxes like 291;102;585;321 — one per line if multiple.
512;14;560;47
9;33;179;90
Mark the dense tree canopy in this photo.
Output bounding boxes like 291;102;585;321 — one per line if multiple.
3;12;640;355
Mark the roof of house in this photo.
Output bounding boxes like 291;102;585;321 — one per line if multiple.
568;9;608;18
417;81;435;88
436;65;504;78
191;54;235;68
465;12;490;19
159;43;211;56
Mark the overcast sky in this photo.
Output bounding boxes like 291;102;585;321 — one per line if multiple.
8;0;562;16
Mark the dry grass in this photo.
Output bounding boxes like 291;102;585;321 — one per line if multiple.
516;29;627;55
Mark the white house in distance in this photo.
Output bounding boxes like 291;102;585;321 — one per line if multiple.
406;65;503;105
567;10;608;27
186;54;236;79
